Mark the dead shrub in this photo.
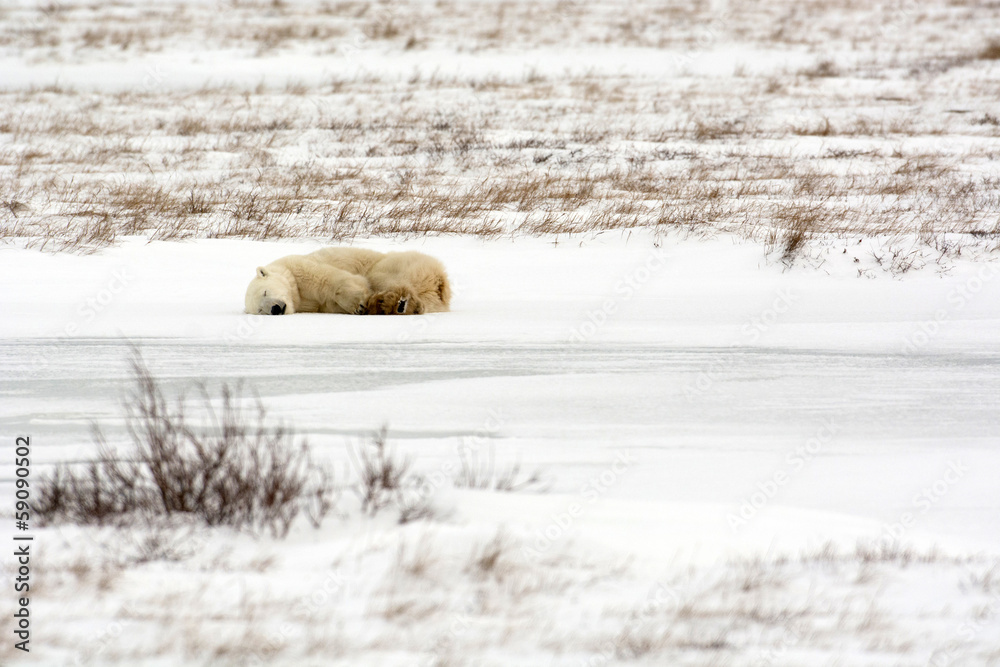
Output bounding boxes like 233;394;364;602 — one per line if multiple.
350;425;416;516
34;351;336;537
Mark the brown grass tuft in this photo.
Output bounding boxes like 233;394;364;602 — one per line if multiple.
801;59;840;77
454;446;548;492
978;39;1000;60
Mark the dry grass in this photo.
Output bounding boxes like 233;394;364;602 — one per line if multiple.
775;203;827;261
28;523;1000;665
978;39;1000;60
1;0;999;269
800;59;840;78
454;446;548;493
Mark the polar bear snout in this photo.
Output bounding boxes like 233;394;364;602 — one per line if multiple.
261;296;286;315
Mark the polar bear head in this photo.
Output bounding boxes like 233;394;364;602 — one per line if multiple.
244;266;296;315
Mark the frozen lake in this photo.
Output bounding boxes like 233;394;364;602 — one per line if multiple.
5;336;999;555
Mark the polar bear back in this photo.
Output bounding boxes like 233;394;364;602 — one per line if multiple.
305;247;451;312
306;247;385;276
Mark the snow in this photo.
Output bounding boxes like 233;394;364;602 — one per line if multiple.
2;0;1000;662
4;233;1000;351
2;233;1000;664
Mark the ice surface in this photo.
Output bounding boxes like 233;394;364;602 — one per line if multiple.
3;234;998;561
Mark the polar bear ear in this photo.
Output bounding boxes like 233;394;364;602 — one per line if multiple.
256;267;267;278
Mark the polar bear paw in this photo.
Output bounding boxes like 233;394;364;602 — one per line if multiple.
365;288;424;315
332;276;372;315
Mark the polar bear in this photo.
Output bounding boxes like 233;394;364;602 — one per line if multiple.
244;247;451;316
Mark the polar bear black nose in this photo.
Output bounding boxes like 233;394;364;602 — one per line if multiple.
271;303;285;315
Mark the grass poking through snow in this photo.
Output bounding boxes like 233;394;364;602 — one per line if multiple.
1;0;999;271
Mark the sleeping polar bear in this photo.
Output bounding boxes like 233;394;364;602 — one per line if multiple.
244;247;451;316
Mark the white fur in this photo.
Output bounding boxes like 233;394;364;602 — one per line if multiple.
244;248;451;316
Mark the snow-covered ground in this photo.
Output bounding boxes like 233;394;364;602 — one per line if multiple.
3;0;1000;664
2;233;1000;665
